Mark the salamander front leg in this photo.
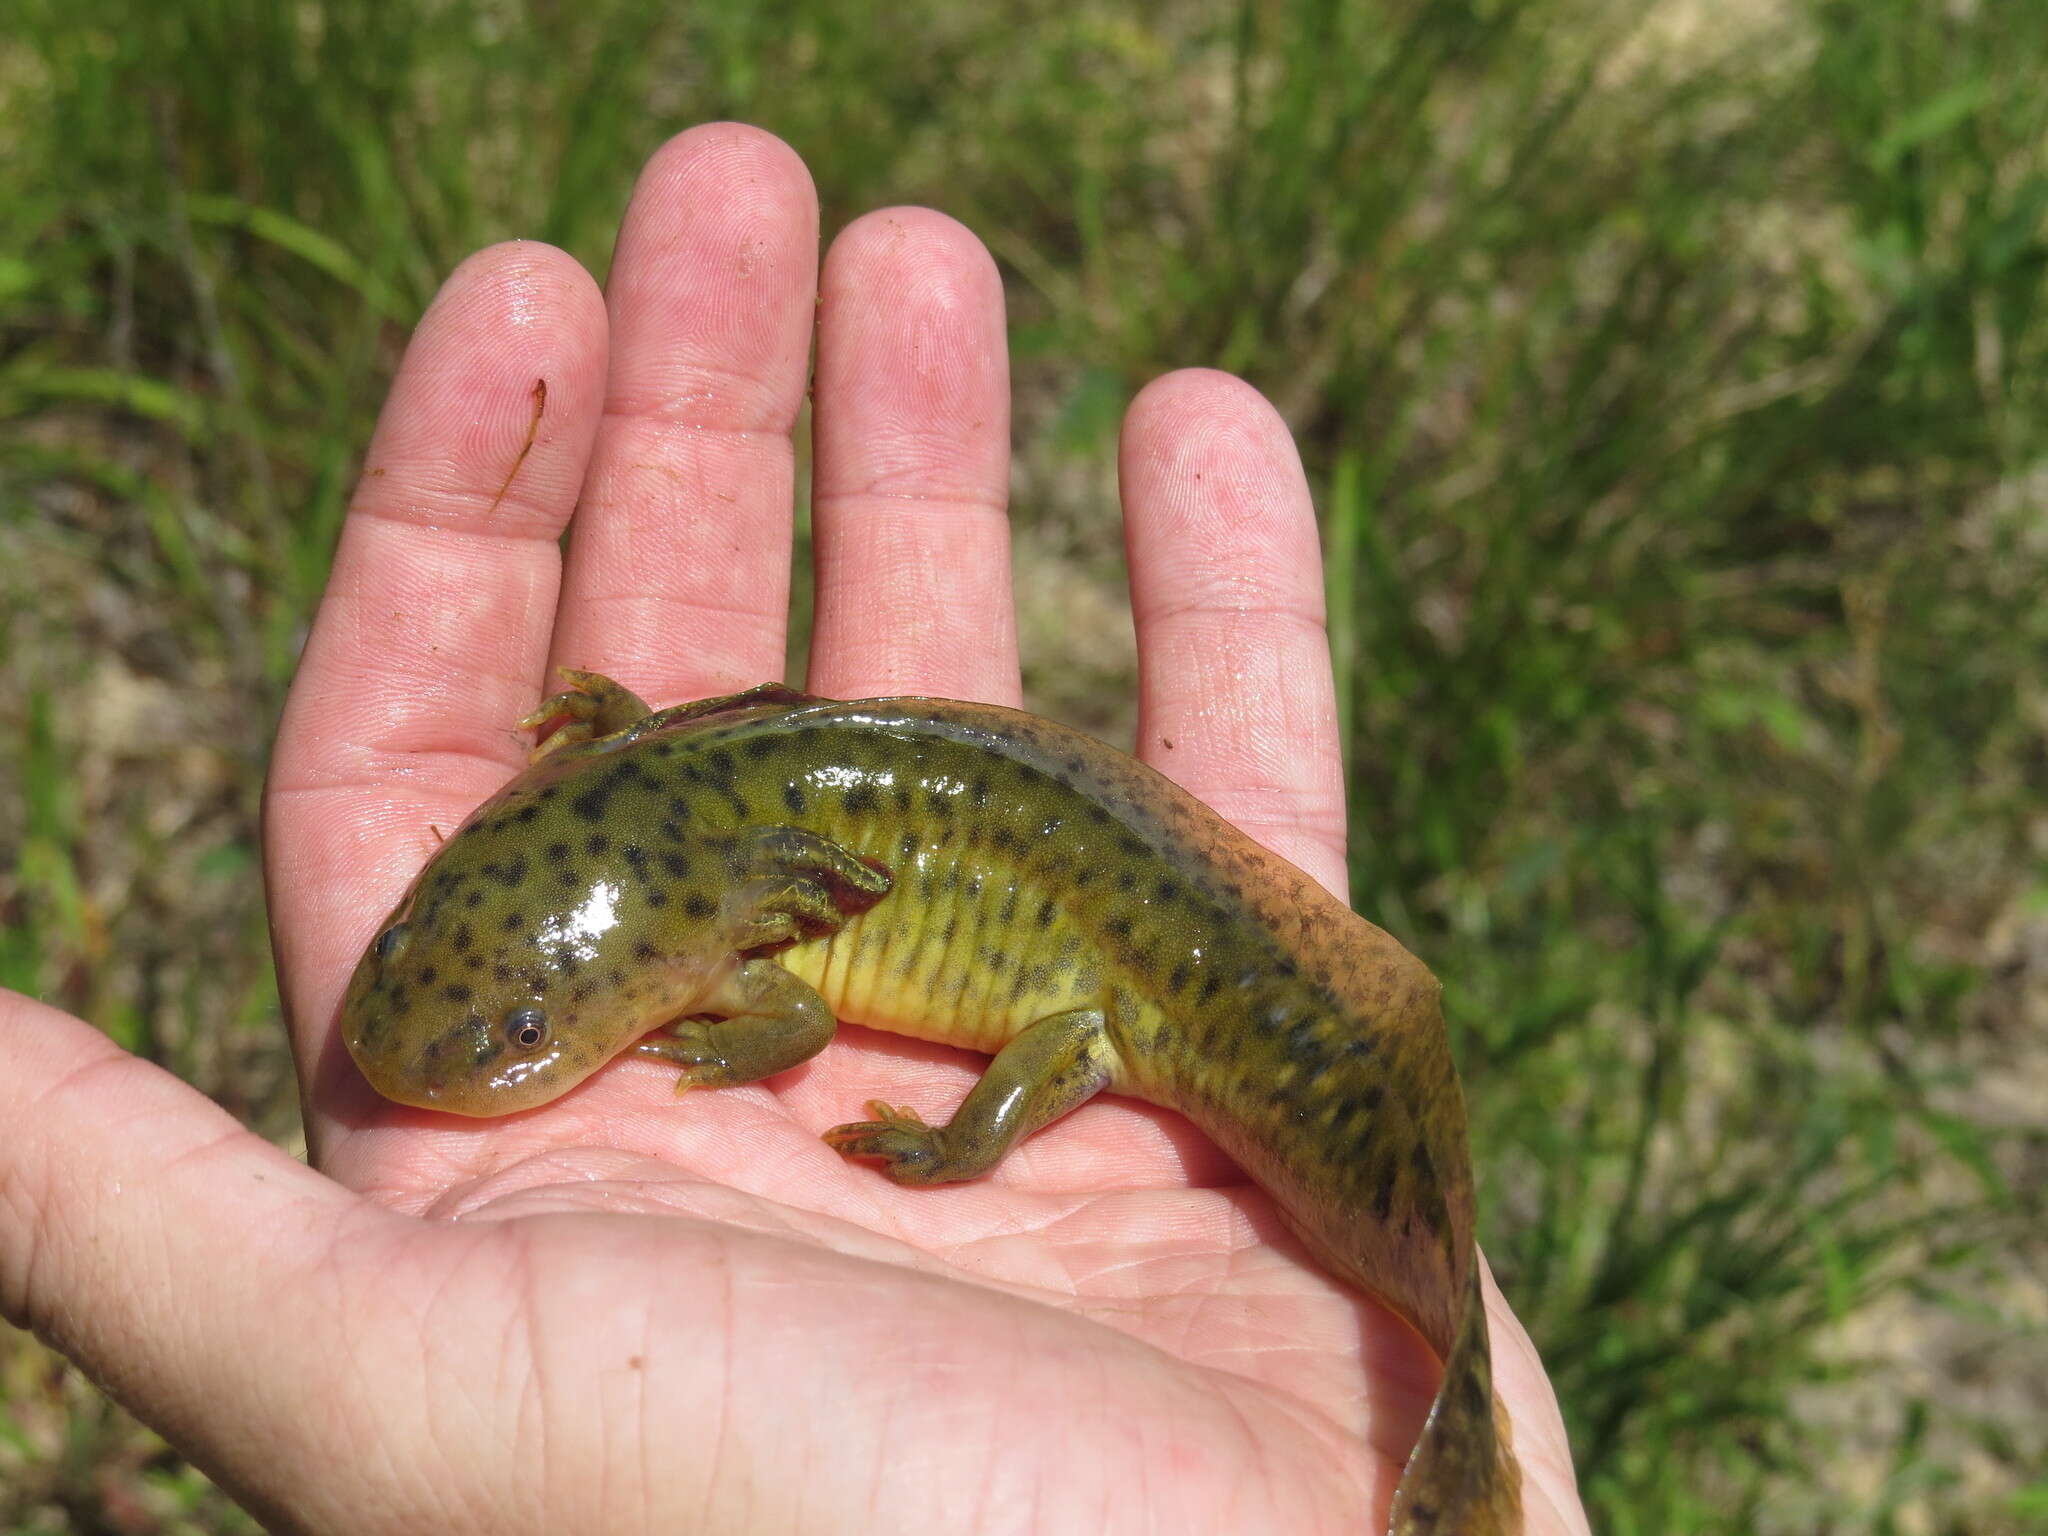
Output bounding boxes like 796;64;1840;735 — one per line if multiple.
519;669;652;760
633;958;837;1092
824;1008;1117;1184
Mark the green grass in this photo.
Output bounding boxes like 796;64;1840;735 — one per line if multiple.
4;0;2045;1530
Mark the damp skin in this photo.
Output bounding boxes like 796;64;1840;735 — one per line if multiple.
339;673;1523;1534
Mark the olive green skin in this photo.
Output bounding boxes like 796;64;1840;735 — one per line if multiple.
340;677;1521;1535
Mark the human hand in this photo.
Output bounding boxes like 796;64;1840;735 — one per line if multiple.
0;125;1589;1534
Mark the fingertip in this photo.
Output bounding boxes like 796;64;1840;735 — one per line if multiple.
429;238;607;331
363;238;608;538
603;122;821;426
817;206;1008;492
1124;367;1288;439
1120;370;1315;557
825;204;1004;310
634;121;819;212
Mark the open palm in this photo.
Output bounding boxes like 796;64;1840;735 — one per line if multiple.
0;126;1585;1535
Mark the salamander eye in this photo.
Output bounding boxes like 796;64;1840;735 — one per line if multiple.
375;923;409;961
505;1008;549;1052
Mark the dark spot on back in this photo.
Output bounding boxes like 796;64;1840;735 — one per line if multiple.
1285;1020;1323;1063
1460;1359;1490;1416
661;852;691;879
442;983;472;1004
585;833;610;857
546;841;572;864
682;894;714;920
1372;1160;1399;1220
783;783;807;814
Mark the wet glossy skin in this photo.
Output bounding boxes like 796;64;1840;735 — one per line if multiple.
340;672;1523;1535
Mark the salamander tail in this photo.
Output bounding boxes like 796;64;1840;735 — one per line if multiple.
1388;1264;1523;1535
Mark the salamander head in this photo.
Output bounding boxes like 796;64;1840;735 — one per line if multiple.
338;814;726;1116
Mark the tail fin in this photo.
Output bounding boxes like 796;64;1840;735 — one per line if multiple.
1388;1264;1522;1534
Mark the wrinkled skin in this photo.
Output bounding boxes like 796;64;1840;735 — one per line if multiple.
0;125;1592;1536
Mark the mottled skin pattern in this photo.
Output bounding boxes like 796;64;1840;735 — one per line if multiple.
340;673;1522;1535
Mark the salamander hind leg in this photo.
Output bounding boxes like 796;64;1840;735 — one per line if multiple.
635;957;837;1092
824;1008;1117;1185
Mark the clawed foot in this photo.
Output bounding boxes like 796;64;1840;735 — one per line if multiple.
518;669;650;761
633;1021;738;1093
822;1101;950;1184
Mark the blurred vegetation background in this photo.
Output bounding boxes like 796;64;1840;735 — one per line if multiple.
3;0;2045;1530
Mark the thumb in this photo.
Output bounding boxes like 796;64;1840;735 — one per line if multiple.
0;988;401;1524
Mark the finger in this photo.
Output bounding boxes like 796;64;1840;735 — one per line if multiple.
1119;369;1348;898
265;242;608;1127
807;208;1017;705
0;990;391;1527
550;124;820;701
